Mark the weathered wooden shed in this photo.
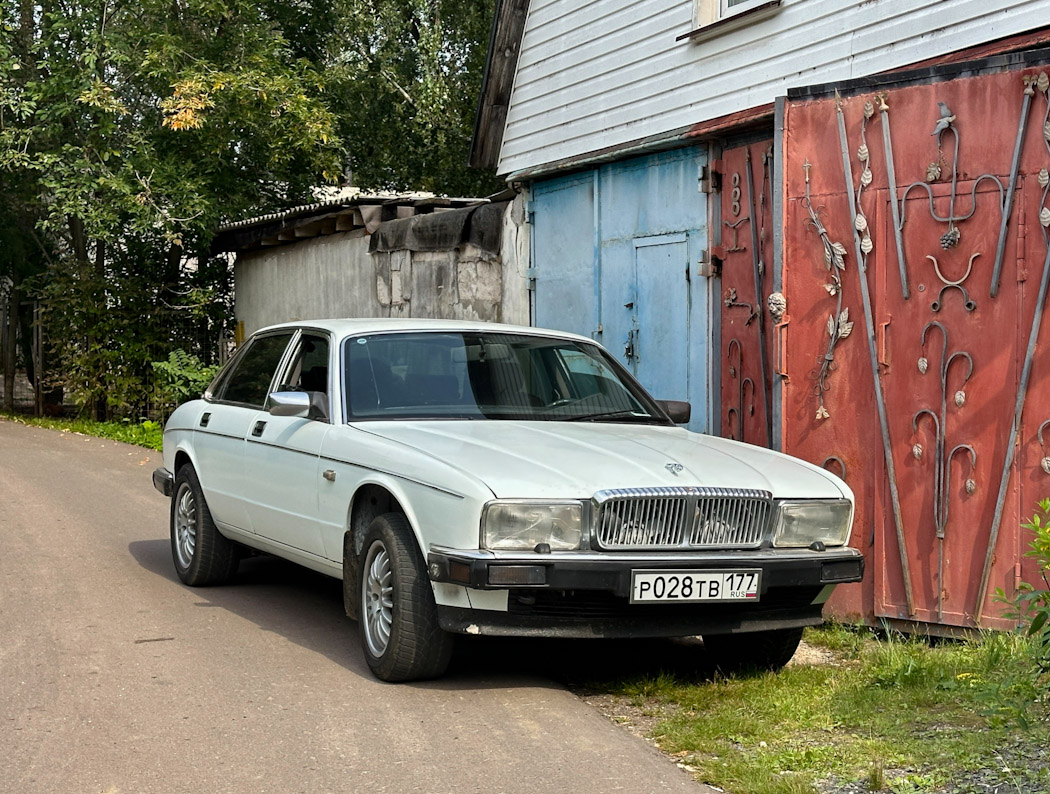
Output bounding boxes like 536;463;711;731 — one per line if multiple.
211;193;529;339
472;0;1050;633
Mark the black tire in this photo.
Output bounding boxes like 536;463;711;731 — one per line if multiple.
357;513;453;682
702;627;804;674
170;464;239;586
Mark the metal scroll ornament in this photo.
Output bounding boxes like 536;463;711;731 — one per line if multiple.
837;93;915;616
978;72;1050;618
801;159;853;421
912;321;976;624
725;338;755;443
1038;419;1050;475
884;96;1017;307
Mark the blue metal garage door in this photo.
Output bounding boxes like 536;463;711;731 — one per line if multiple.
530;147;710;431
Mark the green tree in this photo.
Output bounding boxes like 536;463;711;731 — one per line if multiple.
0;0;342;417
0;0;499;418
328;0;501;196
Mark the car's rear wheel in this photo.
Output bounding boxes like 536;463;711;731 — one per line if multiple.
358;512;453;682
171;464;238;586
701;626;804;674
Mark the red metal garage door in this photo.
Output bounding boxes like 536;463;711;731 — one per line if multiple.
718;138;775;448
780;55;1050;630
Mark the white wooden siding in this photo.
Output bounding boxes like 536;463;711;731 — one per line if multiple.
498;0;1049;175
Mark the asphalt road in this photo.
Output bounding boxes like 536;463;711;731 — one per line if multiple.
0;419;709;794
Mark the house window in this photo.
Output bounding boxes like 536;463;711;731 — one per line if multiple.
684;0;781;43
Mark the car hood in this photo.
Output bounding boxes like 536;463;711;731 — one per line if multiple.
355;421;846;501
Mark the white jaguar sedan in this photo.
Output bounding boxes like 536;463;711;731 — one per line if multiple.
152;319;863;682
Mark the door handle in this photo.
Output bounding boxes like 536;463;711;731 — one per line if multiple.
774;318;789;377
252;420;266;437
878;317;891;367
200;412;211;428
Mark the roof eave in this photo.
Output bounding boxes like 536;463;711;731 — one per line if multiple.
468;0;530;172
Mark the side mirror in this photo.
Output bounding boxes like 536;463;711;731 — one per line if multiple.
269;391;330;421
658;399;691;425
269;391;310;418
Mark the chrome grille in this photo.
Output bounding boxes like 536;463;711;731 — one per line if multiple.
593;487;773;550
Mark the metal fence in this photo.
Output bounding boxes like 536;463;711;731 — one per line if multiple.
1;297;231;420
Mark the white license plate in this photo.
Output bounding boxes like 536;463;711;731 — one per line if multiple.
630;569;761;603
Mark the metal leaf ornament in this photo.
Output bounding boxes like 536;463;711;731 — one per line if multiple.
826;314;837;338
837;309;854;339
816;405;830;421
857;143;869;161
918;357;929;374
955;390;966;408
863;101;874;119
1042;456;1050;475
855;213;868;232
860;168;873;187
1041;207;1050;229
965;479;976;495
926;162;942;182
824;283;839;296
1039;168;1049;189
913;443;924;460
861;235;873;254
1040;72;1050;94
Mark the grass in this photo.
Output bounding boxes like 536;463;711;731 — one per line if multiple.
0;411;163;450
584;624;1050;794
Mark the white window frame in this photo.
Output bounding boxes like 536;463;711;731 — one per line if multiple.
691;0;781;39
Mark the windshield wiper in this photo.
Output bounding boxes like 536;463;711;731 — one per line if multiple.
563;410;652;423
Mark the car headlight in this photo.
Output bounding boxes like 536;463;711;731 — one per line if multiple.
481;501;583;551
772;499;853;548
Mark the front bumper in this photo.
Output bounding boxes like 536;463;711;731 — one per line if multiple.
428;546;864;639
428;546;864;594
152;467;174;497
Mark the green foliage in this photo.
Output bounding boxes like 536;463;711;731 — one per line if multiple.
990;498;1050;728
152;350;219;417
1;412;163;451
328;0;501;195
1;0;498;418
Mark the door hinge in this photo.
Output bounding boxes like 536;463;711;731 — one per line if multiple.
697;251;722;278
526;266;536;291
699;161;723;194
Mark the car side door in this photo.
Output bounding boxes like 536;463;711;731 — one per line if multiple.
193;331;296;533
241;330;331;557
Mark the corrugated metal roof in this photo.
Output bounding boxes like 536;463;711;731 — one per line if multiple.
218;191;482;232
212;192;490;254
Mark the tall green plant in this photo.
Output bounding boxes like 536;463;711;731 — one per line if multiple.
993;498;1050;727
152;349;218;419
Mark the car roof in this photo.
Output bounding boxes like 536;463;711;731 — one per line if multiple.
255;317;596;344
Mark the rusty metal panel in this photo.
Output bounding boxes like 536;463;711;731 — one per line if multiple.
781;62;1050;631
779;100;881;622
719;139;775;448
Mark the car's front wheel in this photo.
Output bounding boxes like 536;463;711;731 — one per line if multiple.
358;513;453;682
170;464;239;586
701;626;804;674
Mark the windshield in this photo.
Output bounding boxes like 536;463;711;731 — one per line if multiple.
343;331;666;423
